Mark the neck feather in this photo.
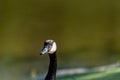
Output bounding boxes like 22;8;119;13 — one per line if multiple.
45;52;57;80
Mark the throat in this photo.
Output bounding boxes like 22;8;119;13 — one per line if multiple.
45;52;57;80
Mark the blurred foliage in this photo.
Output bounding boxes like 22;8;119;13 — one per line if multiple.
58;67;120;80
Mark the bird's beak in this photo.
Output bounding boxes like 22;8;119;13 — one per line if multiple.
40;47;49;55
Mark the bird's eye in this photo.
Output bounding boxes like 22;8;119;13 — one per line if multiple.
44;42;48;45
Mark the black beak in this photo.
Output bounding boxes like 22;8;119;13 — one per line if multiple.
40;47;49;55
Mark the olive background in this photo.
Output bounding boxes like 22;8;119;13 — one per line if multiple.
0;0;120;79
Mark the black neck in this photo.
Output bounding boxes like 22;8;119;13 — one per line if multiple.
45;52;57;80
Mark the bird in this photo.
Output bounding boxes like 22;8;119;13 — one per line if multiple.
40;40;57;80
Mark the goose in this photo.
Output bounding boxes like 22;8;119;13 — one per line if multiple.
40;40;57;80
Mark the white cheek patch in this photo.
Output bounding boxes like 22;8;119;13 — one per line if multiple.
49;42;57;54
46;40;53;43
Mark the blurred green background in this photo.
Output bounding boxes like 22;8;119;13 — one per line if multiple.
0;0;120;80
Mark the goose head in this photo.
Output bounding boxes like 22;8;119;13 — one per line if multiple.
40;40;57;55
